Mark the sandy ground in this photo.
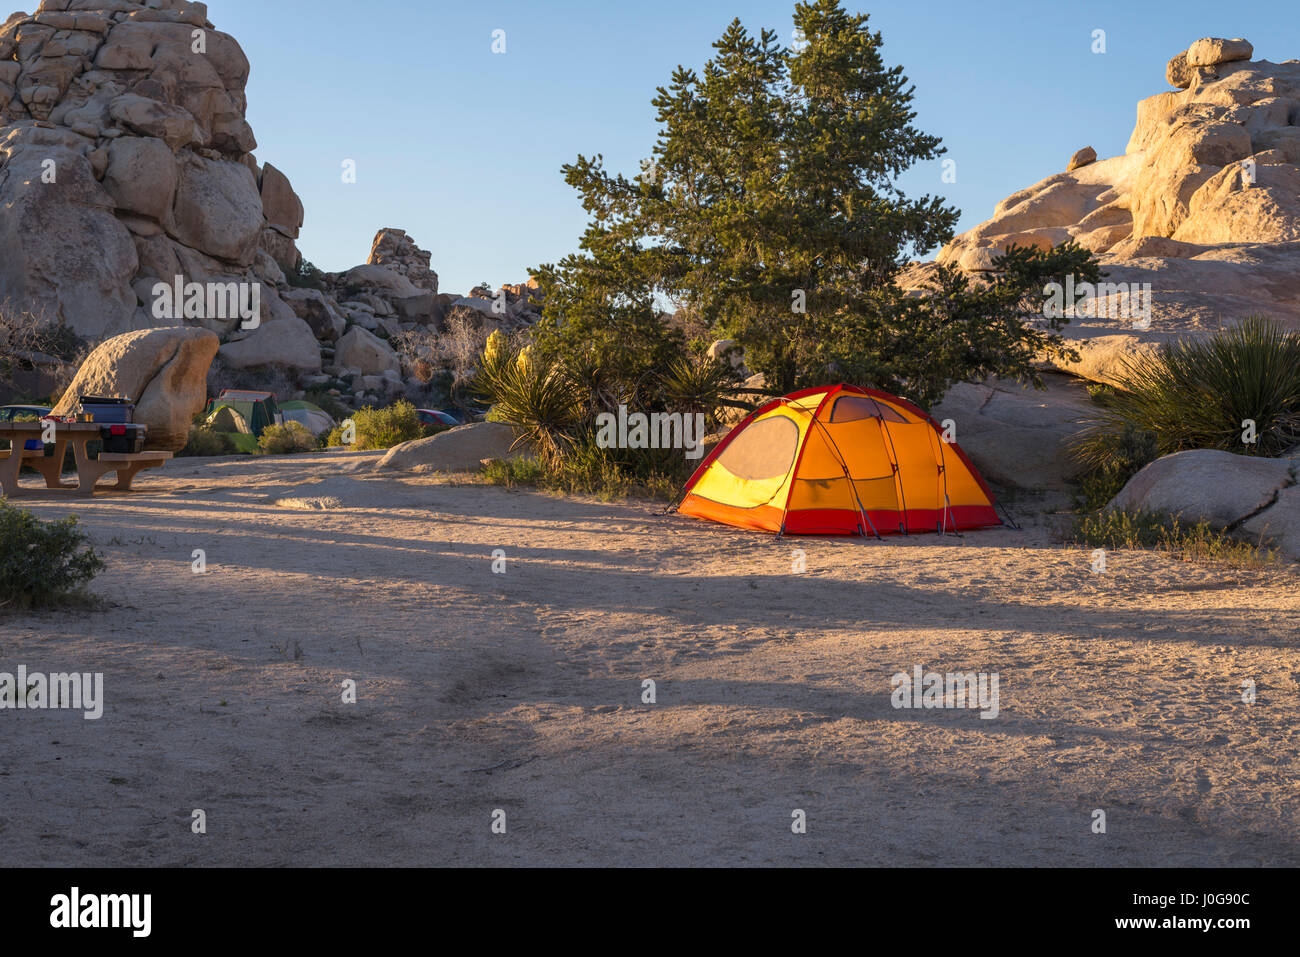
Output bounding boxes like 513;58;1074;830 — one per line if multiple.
2;451;1298;867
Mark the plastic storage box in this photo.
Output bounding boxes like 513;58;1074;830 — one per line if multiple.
98;424;148;454
80;396;135;423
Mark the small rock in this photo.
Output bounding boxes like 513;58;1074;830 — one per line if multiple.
1066;146;1097;171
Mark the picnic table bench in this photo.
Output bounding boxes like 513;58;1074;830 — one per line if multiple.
0;421;172;497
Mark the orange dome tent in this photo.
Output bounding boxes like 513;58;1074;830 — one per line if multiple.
673;384;1002;537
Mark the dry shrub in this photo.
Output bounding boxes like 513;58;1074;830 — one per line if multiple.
0;298;89;403
392;313;489;408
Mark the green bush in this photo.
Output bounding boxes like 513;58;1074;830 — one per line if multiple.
550;432;685;500
258;421;317;455
480;437;685;502
323;399;435;451
0;500;104;609
1072;317;1300;474
179;425;239;458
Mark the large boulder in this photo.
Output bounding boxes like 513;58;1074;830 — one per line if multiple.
334;325;400;376
449;296;497;319
1185;38;1254;68
339;264;422;300
102;135;177;223
1172;161;1300;245
108;94;198;151
281;287;344;341
259;162;303;240
1043;335;1164;386
218;317;322;372
0;130;139;338
930;375;1096;490
259;227;301;274
169;152;263;265
1107;449;1296;527
1067;146;1097;171
1241;483;1300;560
52;326;219;451
374;422;521;472
390;292;435;324
706;338;743;365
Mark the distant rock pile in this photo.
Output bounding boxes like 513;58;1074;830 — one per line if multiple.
932;36;1300;346
0;0;294;339
218;225;543;410
368;227;438;294
0;0;544;420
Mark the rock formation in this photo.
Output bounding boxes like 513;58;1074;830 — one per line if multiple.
935;37;1300;340
0;1;546;420
373;421;520;472
0;0;304;340
368;228;438;294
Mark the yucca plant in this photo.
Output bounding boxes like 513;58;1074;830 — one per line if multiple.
656;354;738;426
1072;316;1300;477
477;342;583;465
469;329;515;403
562;343;627;420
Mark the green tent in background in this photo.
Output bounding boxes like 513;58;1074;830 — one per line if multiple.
200;389;282;453
202;390;282;437
201;405;259;453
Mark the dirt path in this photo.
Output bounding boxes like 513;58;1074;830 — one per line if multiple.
3;454;1298;866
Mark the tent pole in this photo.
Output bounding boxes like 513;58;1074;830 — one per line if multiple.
943;492;963;538
933;430;953;536
805;411;882;541
875;415;908;535
660;486;688;516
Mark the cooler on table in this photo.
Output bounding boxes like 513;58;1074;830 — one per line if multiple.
98;423;148;454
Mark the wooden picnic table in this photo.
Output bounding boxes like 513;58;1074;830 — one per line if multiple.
0;421;171;497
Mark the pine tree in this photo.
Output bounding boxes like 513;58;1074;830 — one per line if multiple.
532;0;1097;407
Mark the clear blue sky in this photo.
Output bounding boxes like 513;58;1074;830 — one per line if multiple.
212;0;1295;295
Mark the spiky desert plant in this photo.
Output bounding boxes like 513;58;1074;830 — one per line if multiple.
477;343;582;465
561;343;626;420
483;329;508;366
1071;316;1300;477
656;354;737;425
